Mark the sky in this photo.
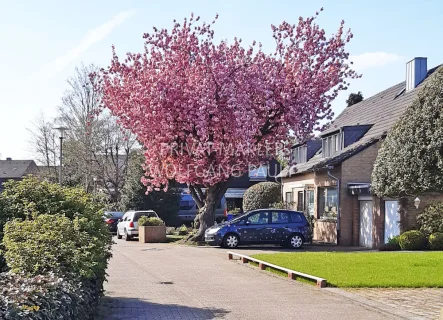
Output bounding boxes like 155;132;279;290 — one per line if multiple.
1;0;443;160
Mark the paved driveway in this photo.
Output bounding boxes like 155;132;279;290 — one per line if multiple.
98;240;407;320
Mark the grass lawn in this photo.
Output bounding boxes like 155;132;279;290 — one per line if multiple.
166;235;185;243
251;251;443;288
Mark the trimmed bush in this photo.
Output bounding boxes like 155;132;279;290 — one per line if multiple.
138;216;165;227
429;232;443;250
243;182;281;212
399;230;427;250
3;214;111;281
417;202;443;235
166;227;176;235
0;273;99;320
178;224;188;235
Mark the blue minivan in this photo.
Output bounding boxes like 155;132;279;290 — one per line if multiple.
178;193;227;224
204;209;311;249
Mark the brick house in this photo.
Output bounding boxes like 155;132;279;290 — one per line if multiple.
278;57;440;248
0;158;39;191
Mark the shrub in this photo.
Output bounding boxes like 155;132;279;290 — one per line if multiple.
429;232;443;250
399;230;427;250
0;273;99;320
178;224;188;235
138;216;165;227
3;214;111;281
243;182;281;212
387;235;401;247
0;177;112;282
417;202;443;235
166;227;176;235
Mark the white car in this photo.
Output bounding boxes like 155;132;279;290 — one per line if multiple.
116;210;159;241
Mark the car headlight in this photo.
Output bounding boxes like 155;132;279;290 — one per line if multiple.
206;227;221;235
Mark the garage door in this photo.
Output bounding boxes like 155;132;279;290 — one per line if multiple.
384;200;400;244
359;201;373;248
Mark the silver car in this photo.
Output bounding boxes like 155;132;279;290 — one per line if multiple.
116;210;158;241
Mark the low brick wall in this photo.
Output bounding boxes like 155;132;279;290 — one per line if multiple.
314;220;337;243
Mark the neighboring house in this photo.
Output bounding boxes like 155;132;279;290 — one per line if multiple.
179;159;281;211
278;57;439;248
0;158;39;191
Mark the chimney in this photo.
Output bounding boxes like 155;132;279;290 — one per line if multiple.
6;157;12;161
406;57;427;91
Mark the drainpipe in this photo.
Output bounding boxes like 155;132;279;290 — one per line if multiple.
326;165;340;245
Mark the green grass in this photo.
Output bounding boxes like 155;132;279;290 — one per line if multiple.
166;235;185;243
251;251;443;288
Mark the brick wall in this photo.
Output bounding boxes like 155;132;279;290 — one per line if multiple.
399;193;443;231
340;142;381;246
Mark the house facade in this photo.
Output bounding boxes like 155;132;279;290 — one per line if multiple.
0;158;39;191
279;57;439;248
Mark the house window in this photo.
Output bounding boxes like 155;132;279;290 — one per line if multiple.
285;192;293;203
249;165;268;181
292;145;307;163
322;133;342;158
318;187;338;219
297;191;304;211
306;189;315;216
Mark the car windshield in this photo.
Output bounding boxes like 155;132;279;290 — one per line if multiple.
104;212;124;219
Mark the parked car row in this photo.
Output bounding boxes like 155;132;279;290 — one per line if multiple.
104;207;310;250
103;210;159;241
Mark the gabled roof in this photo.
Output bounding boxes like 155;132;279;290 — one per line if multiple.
279;65;441;178
0;160;37;179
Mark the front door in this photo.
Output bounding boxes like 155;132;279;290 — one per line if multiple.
384;201;400;243
359;201;373;247
239;211;271;244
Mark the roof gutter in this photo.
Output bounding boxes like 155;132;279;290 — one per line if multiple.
326;165;340;245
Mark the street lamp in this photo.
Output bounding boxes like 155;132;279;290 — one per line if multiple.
414;197;421;209
54;126;69;184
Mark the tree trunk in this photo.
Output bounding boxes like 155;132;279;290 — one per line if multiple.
189;179;230;241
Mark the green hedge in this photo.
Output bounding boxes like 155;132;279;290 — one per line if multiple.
399;230;427;250
0;273;99;320
138;216;165;227
429;232;443;250
243;182;281;212
3;214;111;281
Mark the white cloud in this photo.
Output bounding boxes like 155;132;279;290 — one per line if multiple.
47;9;136;77
350;52;404;71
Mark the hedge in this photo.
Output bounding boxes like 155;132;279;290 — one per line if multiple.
3;214;111;281
0;273;99;320
243;182;281;212
429;232;443;250
138;216;165;227
399;230;427;250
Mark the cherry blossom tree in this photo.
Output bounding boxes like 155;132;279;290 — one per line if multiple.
95;11;358;240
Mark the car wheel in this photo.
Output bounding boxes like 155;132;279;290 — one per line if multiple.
223;234;239;249
117;229;122;239
124;229;131;241
288;234;304;249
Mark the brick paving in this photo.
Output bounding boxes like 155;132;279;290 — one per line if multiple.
346;288;443;320
98;240;404;320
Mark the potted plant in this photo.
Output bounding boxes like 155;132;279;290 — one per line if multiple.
138;216;166;243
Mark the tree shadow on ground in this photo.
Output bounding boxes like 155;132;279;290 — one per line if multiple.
215;244;372;253
96;296;230;320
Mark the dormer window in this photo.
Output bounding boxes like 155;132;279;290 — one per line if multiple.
322;133;343;158
292;145;307;164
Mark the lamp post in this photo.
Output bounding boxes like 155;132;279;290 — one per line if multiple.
54;126;69;184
